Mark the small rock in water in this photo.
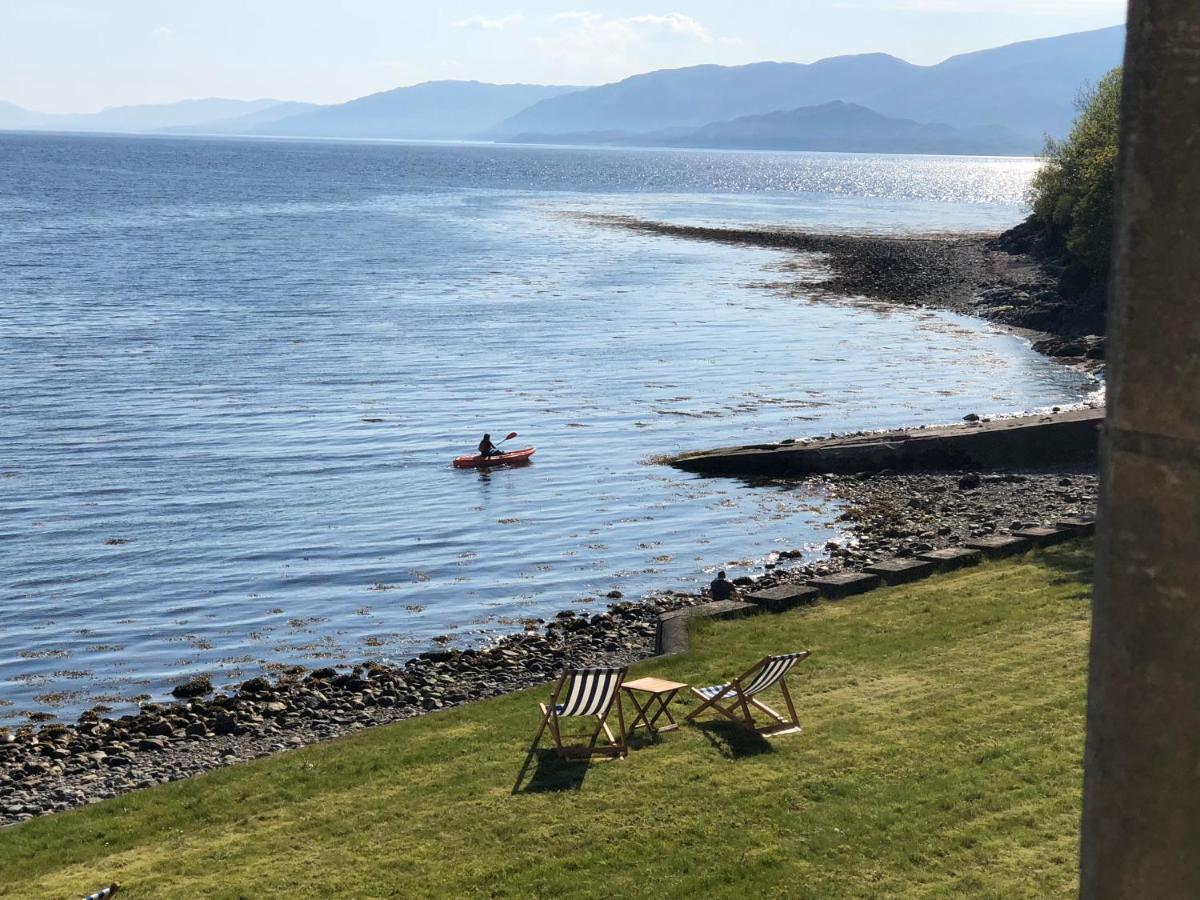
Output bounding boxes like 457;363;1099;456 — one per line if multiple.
240;676;272;695
963;413;980;422
171;676;213;699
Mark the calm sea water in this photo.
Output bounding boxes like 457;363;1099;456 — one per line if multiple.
0;134;1095;720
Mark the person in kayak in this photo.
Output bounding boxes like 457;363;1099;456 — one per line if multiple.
478;434;501;458
709;570;738;601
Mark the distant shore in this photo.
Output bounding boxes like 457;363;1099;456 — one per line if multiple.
578;213;1107;372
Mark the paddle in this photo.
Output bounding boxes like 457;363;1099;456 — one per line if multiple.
497;431;519;446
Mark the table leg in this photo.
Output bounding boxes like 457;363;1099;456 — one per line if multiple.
625;692;652;733
647;689;680;732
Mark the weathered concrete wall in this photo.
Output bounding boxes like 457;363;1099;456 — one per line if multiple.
671;408;1102;477
1080;3;1200;896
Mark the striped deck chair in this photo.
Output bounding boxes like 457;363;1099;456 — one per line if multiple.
686;652;810;737
526;666;628;761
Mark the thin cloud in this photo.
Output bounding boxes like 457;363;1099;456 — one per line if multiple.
535;12;716;55
530;12;735;81
152;26;174;38
626;14;714;42
452;14;525;31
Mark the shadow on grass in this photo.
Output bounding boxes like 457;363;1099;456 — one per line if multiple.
512;749;591;794
625;728;669;753
690;719;775;759
1034;541;1095;590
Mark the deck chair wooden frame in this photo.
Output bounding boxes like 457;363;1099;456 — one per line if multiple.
526;666;629;762
686;652;810;737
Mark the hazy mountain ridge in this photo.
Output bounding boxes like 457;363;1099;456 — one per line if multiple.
509;101;1041;156
0;100;57;130
254;81;581;140
0;83;583;141
0;98;287;134
157;101;325;135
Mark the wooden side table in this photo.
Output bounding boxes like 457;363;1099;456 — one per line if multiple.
621;676;689;735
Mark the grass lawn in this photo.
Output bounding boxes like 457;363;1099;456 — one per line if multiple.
0;542;1093;899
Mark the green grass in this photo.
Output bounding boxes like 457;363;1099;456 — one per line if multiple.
0;543;1093;899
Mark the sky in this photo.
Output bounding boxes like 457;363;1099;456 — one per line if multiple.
0;1;1127;114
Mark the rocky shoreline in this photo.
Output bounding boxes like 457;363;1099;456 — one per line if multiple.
0;459;1096;827
0;593;698;825
580;214;1107;372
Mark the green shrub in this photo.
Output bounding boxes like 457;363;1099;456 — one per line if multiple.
1029;67;1122;276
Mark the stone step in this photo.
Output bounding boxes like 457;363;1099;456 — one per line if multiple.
1013;525;1077;546
1057;517;1097;536
917;547;983;570
746;584;820;613
964;535;1033;557
864;557;938;585
807;571;882;599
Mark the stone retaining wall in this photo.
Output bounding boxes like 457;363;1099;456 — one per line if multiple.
656;518;1094;655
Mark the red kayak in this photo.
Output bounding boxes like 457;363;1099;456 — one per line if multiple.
452;447;536;469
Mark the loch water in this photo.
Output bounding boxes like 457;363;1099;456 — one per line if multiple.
0;134;1095;720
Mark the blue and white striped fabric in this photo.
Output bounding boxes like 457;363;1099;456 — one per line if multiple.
696;653;806;701
555;667;623;717
743;654;805;696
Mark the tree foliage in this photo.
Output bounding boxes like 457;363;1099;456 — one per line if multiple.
1029;67;1122;276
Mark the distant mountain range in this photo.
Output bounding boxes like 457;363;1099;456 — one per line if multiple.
0;25;1124;156
491;25;1124;146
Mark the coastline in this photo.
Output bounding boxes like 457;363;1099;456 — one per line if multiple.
1;215;1101;827
578;214;1107;373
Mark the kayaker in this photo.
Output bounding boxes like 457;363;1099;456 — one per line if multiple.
478;434;501;458
709;570;738;601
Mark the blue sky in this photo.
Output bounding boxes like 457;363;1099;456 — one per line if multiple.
0;1;1126;113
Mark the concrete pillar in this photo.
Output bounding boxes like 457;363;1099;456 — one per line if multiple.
1080;2;1200;897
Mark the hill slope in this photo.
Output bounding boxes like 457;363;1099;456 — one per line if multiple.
510;101;1040;156
868;24;1126;136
